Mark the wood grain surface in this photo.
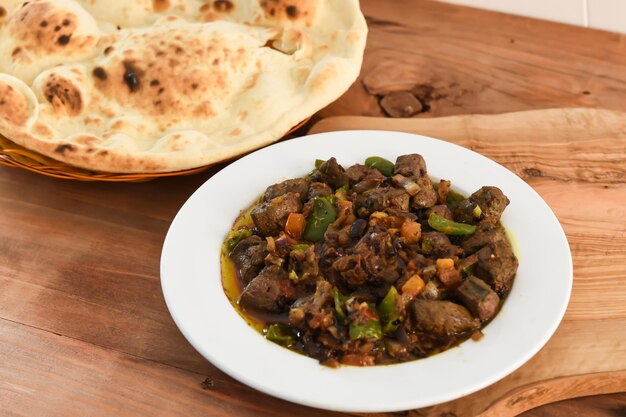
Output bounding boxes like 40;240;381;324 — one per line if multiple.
322;0;626;120
2;0;626;416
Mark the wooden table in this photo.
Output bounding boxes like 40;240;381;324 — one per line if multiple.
1;1;625;416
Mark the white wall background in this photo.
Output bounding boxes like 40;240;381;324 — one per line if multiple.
439;0;626;34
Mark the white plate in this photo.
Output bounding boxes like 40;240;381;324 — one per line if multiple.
160;130;572;413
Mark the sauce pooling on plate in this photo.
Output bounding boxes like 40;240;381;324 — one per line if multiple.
221;154;518;367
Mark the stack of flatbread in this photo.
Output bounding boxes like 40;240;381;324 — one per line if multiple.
0;0;366;172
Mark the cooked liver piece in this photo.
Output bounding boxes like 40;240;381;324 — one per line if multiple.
251;192;302;236
456;276;500;320
230;235;268;284
307;182;333;200
475;239;518;294
394;154;428;178
264;178;309;202
310;157;348;189
408;299;479;337
421;231;463;258
357;186;410;213
345;164;385;185
453;199;478;224
472;186;510;222
410;177;437;209
239;265;294;312
427;204;454;221
462;222;507;253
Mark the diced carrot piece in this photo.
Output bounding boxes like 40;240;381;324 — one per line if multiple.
284;213;305;240
436;258;461;287
400;220;421;243
402;274;425;297
436;258;455;271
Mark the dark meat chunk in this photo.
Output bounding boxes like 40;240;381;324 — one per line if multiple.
411;177;437;209
475;239;518;294
288;280;334;330
355;231;404;284
357;186;409;215
462;222;507;253
318;245;342;279
398;250;427;276
427;204;453;221
239;265;295;312
301;198;315;218
288;245;320;281
420;232;463;258
264;178;308;202
345;164;385;185
456;186;509;223
352;177;384;194
310;157;348;189
408;299;479;337
348;218;368;239
350;283;392;300
453;199;478;224
333;228;406;288
470;186;509;222
333;254;367;286
323;200;357;248
230;235;268;284
385;339;410;360
307;182;333;200
394;154;428;179
456;276;500;321
251;192;302;236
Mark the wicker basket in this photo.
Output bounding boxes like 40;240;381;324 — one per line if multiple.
0;119;309;182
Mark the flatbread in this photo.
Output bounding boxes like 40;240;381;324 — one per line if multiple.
0;0;366;172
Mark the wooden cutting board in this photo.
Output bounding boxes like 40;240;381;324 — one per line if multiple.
309;108;626;417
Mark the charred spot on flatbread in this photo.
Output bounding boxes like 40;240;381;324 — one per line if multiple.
0;82;31;126
259;0;316;25
42;73;83;116
5;1;97;56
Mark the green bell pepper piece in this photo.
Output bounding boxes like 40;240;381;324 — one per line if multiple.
349;303;382;340
365;156;394;177
428;213;477;235
333;287;348;320
265;323;296;347
378;286;401;334
349;320;382;340
303;197;337;242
